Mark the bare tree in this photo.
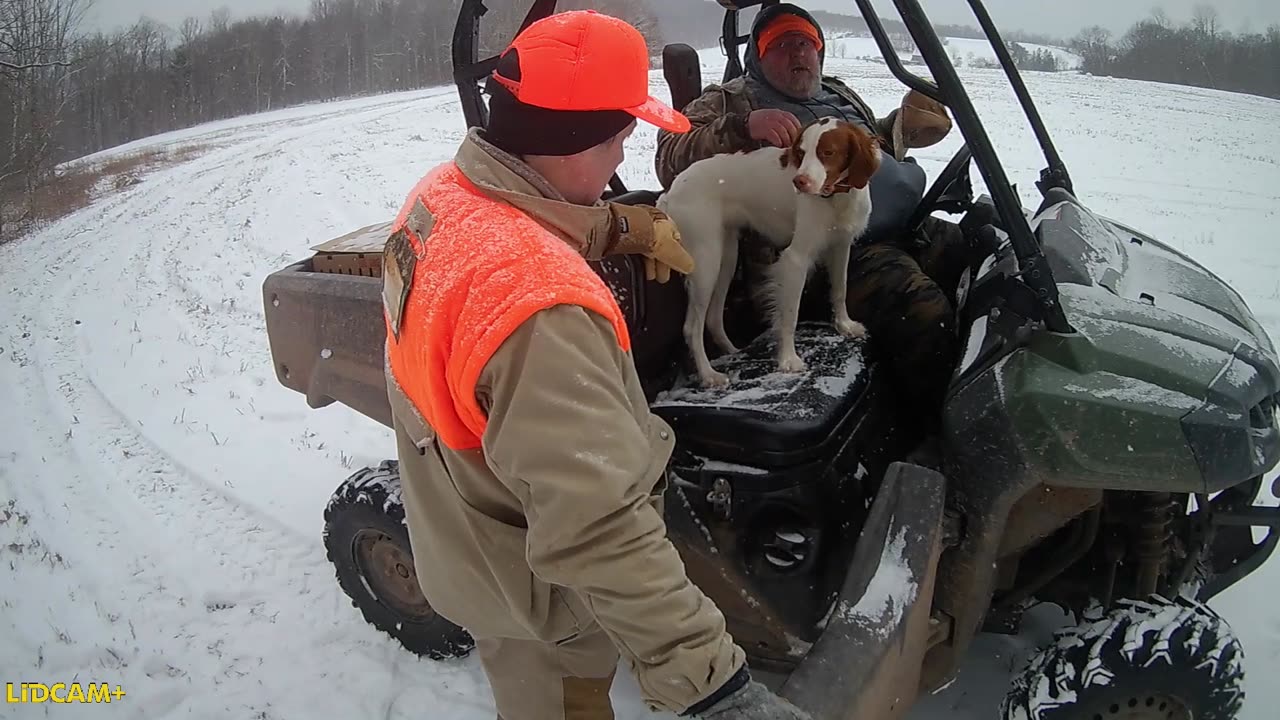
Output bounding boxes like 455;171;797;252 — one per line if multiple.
1192;5;1220;39
1;0;92;207
4;0;673;241
1071;25;1113;75
1073;10;1280;100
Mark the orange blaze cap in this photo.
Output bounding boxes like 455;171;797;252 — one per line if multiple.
490;10;690;133
757;14;824;56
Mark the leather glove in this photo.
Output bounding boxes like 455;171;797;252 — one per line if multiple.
692;680;812;720
603;203;695;283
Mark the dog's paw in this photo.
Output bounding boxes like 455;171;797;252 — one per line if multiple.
699;370;731;388
835;317;867;338
777;353;807;374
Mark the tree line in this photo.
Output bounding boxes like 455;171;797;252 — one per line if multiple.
5;0;1278;241
1;0;658;237
1071;6;1280;100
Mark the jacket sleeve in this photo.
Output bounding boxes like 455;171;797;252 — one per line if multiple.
654;84;757;189
476;304;745;713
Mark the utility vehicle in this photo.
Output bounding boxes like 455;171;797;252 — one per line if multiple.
261;1;1280;718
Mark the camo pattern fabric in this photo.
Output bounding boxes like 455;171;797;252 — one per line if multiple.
842;216;972;427
653;75;892;190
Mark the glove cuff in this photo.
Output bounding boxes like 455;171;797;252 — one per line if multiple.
604;203;660;257
682;664;751;717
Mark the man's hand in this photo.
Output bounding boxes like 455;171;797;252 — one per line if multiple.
643;210;695;283
747;109;802;148
604;203;695;283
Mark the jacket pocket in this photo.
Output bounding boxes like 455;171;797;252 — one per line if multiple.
446;491;586;644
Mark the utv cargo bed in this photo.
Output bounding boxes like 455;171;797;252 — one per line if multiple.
263;222;393;428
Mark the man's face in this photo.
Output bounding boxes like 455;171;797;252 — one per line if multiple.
760;31;821;99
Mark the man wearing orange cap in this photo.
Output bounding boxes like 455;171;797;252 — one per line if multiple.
382;9;810;720
656;3;985;441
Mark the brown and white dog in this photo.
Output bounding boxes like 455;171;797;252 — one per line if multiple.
658;117;882;387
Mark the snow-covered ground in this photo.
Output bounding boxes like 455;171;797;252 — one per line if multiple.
826;33;1083;71
2;45;1279;720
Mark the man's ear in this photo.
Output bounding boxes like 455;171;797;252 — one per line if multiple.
844;125;881;190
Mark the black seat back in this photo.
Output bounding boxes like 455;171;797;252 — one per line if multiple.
663;43;703;111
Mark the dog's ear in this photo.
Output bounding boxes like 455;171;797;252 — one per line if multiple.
843;124;881;190
780;128;806;169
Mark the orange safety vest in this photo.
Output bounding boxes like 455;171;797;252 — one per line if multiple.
384;161;632;451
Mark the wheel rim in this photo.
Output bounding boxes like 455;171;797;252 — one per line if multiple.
1087;693;1193;720
351;528;435;620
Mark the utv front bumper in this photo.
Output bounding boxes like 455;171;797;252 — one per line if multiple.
778;462;948;720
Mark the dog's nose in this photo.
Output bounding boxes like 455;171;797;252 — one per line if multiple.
793;176;811;192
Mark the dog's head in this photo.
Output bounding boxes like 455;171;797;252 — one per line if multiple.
781;118;881;197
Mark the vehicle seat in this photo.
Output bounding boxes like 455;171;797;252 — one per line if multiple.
652;322;870;468
663;43;703;112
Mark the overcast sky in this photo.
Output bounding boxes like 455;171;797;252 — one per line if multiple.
84;0;1280;39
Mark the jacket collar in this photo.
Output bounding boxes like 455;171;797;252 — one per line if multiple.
452;128;614;259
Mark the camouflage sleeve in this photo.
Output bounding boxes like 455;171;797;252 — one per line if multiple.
654;85;756;189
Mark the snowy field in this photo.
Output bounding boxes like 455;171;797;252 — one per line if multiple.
3;44;1280;720
826;33;1084;70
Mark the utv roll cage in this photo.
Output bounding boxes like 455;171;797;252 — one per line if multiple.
450;0;1074;334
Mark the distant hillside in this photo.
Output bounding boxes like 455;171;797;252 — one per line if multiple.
647;0;1053;54
649;0;884;50
647;0;751;50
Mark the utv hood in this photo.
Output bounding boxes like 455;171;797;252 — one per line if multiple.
1025;192;1280;491
1037;197;1276;360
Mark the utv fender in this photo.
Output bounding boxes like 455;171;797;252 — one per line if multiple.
780;461;946;720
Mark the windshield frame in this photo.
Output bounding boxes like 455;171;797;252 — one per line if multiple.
852;0;1072;332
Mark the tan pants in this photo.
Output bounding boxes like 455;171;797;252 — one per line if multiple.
476;621;621;720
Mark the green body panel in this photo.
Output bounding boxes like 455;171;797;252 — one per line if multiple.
998;333;1215;492
956;197;1280;494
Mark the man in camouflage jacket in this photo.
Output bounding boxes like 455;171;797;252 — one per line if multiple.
655;2;983;433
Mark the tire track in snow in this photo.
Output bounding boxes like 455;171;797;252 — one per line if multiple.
2;143;435;720
30;153;322;593
1;208;301;716
2;80;701;720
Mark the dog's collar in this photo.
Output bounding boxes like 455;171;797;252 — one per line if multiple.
822;181;856;198
821;169;857;197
